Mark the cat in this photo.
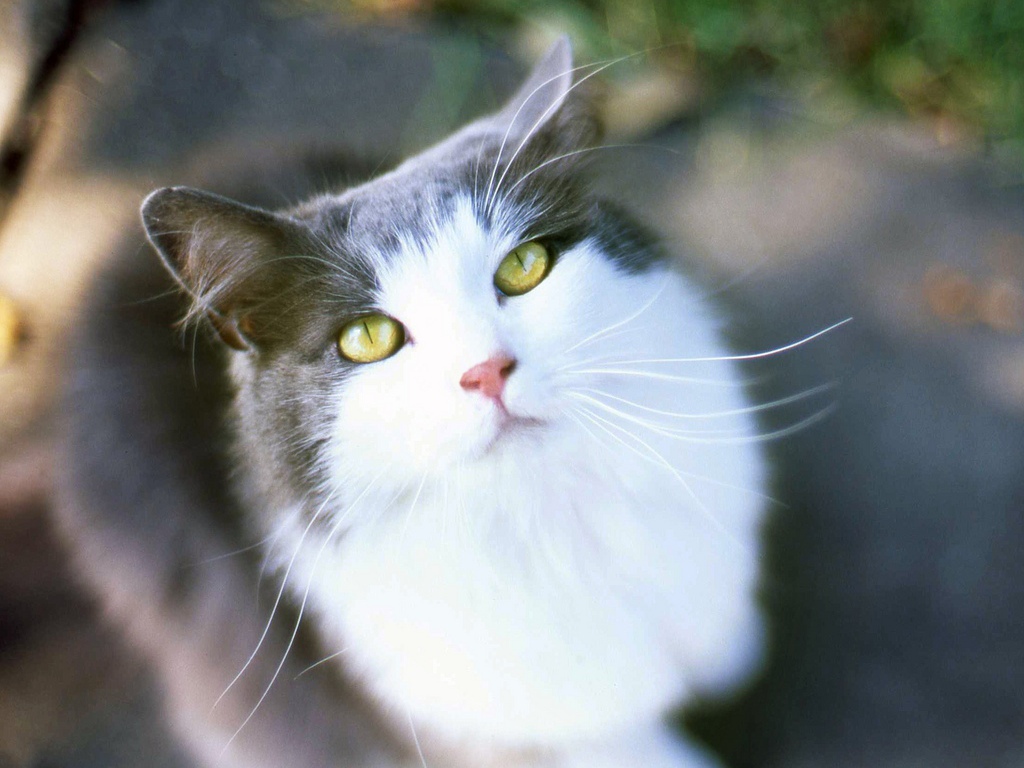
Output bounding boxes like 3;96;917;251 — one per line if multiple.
58;38;768;768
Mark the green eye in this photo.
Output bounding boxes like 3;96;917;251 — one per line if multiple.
338;314;405;364
494;241;551;296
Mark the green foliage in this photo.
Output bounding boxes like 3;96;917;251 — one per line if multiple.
438;0;1024;153
290;0;1023;152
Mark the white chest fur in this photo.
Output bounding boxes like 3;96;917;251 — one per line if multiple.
289;424;765;751
258;207;769;753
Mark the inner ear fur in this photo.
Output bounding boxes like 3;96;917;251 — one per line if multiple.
494;36;601;153
141;186;298;350
485;35;598;180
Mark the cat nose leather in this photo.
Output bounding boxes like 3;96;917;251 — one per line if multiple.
460;355;516;401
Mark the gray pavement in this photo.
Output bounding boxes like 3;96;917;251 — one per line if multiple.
1;2;1022;767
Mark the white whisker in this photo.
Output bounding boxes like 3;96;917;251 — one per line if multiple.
590;318;853;367
561;277;669;357
750;404;838;443
504;143;686;201
440;472;451;538
571;392;738;440
571;391;837;446
566;406;780;506
489;55;639;214
214;488;337;709
407;707;429;768
187;533;277;567
400;469;431;544
293;647;349;680
570;403;746;551
483;59;610;212
560;327;643;370
221;469;387;752
573;383;835;421
567;368;754;386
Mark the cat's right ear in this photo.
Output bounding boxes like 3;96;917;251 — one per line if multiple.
141;187;293;351
493;35;599;150
497;36;574;134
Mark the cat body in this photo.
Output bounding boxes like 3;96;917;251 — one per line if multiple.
274;202;766;756
60;39;767;768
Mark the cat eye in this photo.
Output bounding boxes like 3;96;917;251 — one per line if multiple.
338;313;405;364
493;241;551;297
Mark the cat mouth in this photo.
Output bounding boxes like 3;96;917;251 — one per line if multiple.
499;410;545;432
481;406;546;453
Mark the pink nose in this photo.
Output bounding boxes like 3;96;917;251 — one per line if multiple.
460;355;516;402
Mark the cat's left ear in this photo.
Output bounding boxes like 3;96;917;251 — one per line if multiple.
494;36;600;149
141;186;300;351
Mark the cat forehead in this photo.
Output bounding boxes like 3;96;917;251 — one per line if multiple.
346;174;471;245
296;120;580;249
345;128;502;234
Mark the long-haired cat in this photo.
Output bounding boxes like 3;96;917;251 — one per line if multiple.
58;39;767;768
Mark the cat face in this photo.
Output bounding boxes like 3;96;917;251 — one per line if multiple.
142;39;763;527
327;193;664;485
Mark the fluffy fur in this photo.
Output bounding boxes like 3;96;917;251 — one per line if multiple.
286;197;766;751
63;38;768;768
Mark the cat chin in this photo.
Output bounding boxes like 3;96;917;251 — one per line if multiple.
473;408;548;458
333;391;556;479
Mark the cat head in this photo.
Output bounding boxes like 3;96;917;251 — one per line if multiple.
140;39;734;513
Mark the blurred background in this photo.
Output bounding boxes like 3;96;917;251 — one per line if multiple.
1;1;1023;767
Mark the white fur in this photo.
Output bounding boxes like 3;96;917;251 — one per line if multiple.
273;195;766;764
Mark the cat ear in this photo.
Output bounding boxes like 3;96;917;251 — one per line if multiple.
141;187;295;351
494;36;600;152
498;36;573;131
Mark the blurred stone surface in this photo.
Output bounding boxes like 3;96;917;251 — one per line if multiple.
605;117;1024;768
0;436;189;768
1;2;1023;767
0;2;515;766
0;0;74;153
0;0;517;446
0;292;22;365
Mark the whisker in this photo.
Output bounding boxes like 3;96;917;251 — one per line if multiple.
213;488;337;709
746;404;838;443
503;142;686;201
454;461;470;545
440;472;451;539
557;326;678;374
566;406;781;506
666;405;838;445
482;59;613;213
222;469;387;752
293;647;348;680
560;327;641;369
688;250;773;304
561;277;669;357
572;383;835;421
488;54;641;215
570;392;739;439
570;404;745;551
400;469;431;544
408;707;430;768
566;368;755;387
572;391;837;446
590;318;853;367
186;533;278;568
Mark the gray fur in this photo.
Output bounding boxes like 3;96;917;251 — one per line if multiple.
138;39;661;532
61;39;665;768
